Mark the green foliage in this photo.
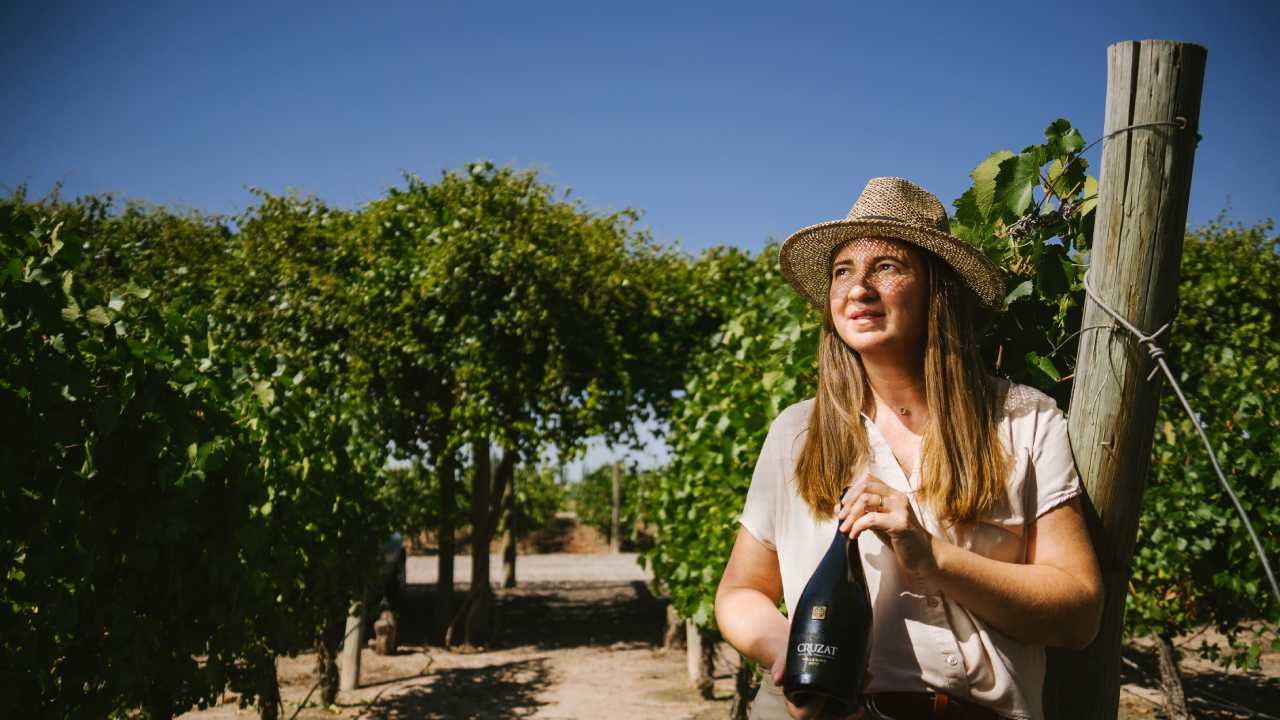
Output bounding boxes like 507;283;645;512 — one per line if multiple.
2;197;264;715
567;463;653;548
951;118;1098;408
1128;219;1280;667
642;248;818;628
354;163;695;463
512;465;569;540
378;462;465;543
3;161;715;709
2;192;391;717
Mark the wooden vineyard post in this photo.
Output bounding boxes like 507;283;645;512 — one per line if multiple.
1043;40;1206;720
339;601;364;692
685;619;715;698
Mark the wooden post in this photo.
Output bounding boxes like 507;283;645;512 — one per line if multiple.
338;601;364;691
685;619;715;698
685;618;702;683
1043;39;1206;720
610;461;622;553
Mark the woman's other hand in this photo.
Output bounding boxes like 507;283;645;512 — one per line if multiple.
837;475;938;580
773;658;828;719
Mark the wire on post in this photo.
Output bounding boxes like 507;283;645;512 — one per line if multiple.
1079;269;1280;608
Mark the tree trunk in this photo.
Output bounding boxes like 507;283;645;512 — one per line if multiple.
435;452;456;643
700;631;717;700
447;439;500;648
1044;39;1206;720
255;655;281;720
142;689;175;720
313;613;344;706
503;468;517;588
663;605;686;651
610;461;622;553
486;449;517;542
472;439;491;595
730;650;757;720
1156;634;1192;720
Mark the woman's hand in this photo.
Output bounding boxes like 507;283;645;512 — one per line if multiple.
837;475;938;581
772;660;826;719
766;635;824;719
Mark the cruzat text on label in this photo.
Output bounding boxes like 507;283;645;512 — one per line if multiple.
796;642;839;657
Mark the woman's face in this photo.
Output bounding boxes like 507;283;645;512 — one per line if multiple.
828;237;929;357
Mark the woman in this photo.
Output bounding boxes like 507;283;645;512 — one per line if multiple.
715;177;1104;720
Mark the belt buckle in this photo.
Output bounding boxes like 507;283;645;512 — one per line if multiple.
865;692;955;720
932;690;952;717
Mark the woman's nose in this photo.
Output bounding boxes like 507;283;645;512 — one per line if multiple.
847;275;876;300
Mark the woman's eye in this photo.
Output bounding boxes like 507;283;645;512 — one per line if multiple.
877;262;898;273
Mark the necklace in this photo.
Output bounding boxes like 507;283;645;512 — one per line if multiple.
897;407;910;416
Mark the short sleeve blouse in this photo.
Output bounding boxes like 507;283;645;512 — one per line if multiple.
737;380;1081;720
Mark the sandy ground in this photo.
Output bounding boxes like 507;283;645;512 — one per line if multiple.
180;553;733;720
180;552;1278;720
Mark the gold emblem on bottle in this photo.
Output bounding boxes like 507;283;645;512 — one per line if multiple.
811;605;827;620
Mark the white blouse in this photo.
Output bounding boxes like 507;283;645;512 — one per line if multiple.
738;380;1082;720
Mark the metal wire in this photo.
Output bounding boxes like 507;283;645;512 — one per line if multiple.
1080;269;1280;607
1035;117;1189;216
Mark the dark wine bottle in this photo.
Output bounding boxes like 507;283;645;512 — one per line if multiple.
783;522;873;717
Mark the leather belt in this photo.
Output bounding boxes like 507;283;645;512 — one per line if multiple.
865;691;1007;720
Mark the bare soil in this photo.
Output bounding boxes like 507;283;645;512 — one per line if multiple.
179;555;735;720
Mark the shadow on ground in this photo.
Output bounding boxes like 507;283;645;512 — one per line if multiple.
393;580;667;651
1120;643;1280;718
354;658;552;720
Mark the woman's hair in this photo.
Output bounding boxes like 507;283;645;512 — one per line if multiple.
794;243;1010;525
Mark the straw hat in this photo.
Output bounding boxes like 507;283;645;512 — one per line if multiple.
779;177;1005;309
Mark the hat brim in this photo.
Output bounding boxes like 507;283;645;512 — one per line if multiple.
779;218;1006;310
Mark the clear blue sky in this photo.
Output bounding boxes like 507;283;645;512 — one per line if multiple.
4;1;1278;256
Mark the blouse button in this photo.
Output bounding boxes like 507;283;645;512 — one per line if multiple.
945;654;959;667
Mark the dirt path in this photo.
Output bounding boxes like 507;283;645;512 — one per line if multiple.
409;551;654;585
181;554;733;720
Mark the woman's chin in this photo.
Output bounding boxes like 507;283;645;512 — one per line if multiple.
839;332;908;356
838;327;884;347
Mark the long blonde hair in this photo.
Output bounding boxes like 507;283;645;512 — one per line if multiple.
794;245;1009;525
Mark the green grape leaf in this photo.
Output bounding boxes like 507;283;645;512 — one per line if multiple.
994;152;1041;218
970;150;1014;220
